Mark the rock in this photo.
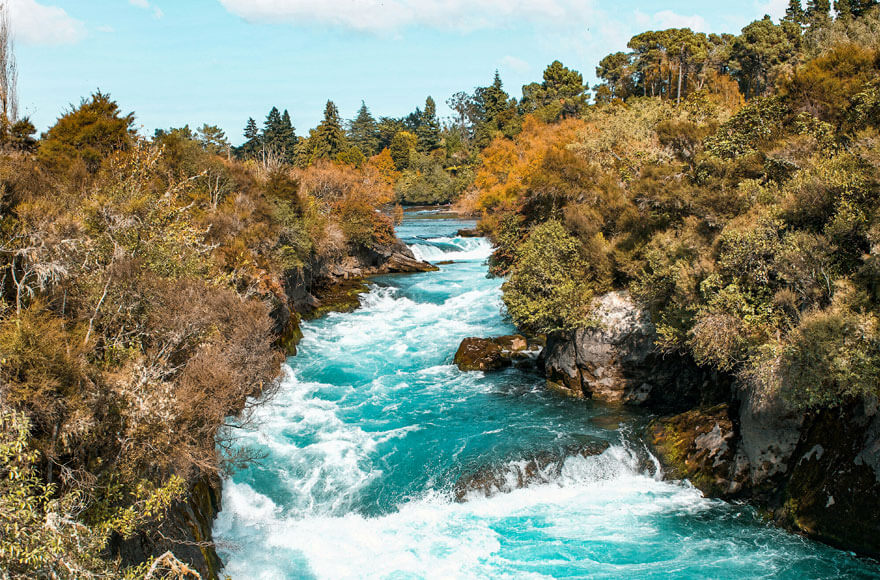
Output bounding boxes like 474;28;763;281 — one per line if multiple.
648;391;880;559
494;335;528;352
454;335;543;372
648;405;740;497
454;338;510;372
457;228;481;238
543;291;729;408
112;475;224;579
382;251;438;273
778;401;880;558
454;441;610;502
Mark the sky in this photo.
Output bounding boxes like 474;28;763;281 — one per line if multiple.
9;0;789;144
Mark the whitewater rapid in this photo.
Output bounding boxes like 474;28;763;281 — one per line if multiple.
214;211;879;580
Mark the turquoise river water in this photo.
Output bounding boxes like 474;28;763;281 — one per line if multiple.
214;210;880;579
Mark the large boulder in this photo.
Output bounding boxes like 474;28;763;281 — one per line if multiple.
543;291;728;408
454;338;510;372
648;405;741;497
454;335;542;372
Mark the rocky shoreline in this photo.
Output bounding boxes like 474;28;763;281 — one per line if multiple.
456;290;880;560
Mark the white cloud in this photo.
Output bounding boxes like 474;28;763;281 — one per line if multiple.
634;9;708;32
217;0;601;33
6;0;86;45
129;0;163;19
755;0;788;21
499;55;530;74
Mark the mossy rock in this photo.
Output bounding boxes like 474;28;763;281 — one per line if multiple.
303;279;370;321
648;404;737;498
454;338;511;372
278;312;304;355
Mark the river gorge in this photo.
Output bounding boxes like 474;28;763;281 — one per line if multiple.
213;210;879;579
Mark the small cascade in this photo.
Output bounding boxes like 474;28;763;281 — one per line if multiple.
408;236;493;262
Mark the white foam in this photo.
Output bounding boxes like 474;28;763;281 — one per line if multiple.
216;445;711;579
408;236;494;262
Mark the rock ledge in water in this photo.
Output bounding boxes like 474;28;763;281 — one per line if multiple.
454;335;542;372
454;441;611;502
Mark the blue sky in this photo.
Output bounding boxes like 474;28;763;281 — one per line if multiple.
10;0;787;144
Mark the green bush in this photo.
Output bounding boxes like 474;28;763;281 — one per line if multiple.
502;221;607;334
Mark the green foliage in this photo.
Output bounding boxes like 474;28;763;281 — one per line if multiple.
705;96;789;158
38;91;134;174
389;131;417;170
502;221;606;334
309;101;348;162
348;101;380;157
416;96;442;152
521;61;589;121
395;157;456;204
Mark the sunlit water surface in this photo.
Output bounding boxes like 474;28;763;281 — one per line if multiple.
214;210;880;579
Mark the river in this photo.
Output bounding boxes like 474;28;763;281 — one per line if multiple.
213;209;879;579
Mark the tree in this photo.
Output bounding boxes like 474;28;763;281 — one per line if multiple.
310;100;347;161
785;0;807;25
835;0;853;18
0;2;17;124
389;131;417;170
279;109;297;163
447;91;477;143
238;117;261;159
348;101;380;157
521;60;589;120
502;220;599;334
596;52;633;100
38;92;135;173
195;124;229;156
731;16;797;99
473;71;520;147
417;96;441;152
263;106;283;157
806;0;832;24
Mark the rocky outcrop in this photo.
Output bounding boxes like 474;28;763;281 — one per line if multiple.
112;475;223;579
457;228;481;238
648;394;880;558
453;441;610;501
543;292;729;409
454;335;542;372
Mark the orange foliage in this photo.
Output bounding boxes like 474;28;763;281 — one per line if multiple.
296;159;393;208
458;116;587;214
367;148;401;188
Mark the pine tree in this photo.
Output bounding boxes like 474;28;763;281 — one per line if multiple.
196;124;229;155
806;0;832;24
263;107;283;147
279;109;297;163
473;71;519;146
311;100;347;161
416;96;441;152
784;0;806;24
348;101;380;157
239;117;261;159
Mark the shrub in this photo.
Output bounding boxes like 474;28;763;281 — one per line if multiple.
502;220;607;333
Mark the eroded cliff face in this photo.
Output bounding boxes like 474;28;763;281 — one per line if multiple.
649;396;880;558
543;291;880;558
